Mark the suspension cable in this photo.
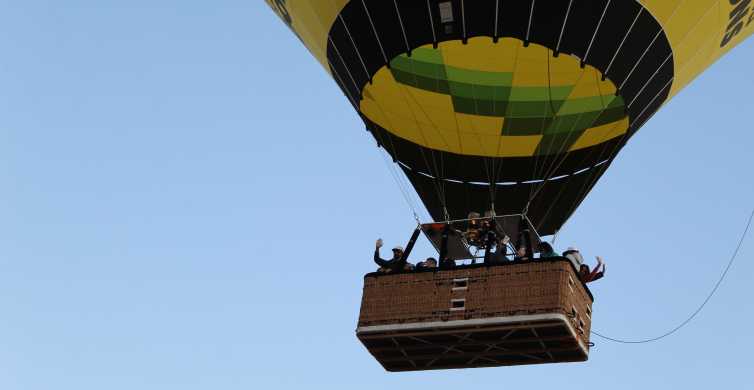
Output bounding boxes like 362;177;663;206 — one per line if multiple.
375;144;423;223
371;126;425;223
554;0;722;231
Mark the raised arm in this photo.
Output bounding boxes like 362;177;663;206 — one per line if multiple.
374;239;389;267
588;256;605;282
496;236;511;255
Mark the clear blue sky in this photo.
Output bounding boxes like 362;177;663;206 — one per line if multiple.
1;1;753;389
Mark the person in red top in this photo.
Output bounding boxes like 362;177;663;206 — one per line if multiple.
578;256;606;283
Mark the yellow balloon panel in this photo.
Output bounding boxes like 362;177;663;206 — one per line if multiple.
361;38;627;157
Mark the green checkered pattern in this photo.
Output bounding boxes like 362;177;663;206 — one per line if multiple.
389;48;626;155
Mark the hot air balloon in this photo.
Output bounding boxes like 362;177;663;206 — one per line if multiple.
266;0;754;371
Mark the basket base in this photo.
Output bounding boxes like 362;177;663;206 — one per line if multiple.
357;313;588;372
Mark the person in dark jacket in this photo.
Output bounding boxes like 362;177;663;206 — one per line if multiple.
538;242;558;258
486;235;510;264
374;239;411;273
513;245;530;261
416;257;437;270
464;212;483;246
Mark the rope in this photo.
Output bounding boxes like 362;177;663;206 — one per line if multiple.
525;0;536;43
360;0;388;64
371;126;425;223
556;0;574;53
338;14;371;82
593;208;754;344
377;145;423;223
392;0;411;53
582;0;611;64
494;0;500;40
525;50;589;207
461;0;467;41
425;0;437;45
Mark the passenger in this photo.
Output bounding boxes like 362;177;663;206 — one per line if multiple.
481;210;495;230
374;239;411;273
465;212;482;246
578;264;590;281
486;235;510;264
480;229;497;252
562;246;584;270
416;257;438;270
480;211;497;248
578;256;606;283
538;242;558;258
513;245;530;261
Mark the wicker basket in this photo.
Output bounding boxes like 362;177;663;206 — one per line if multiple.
357;258;593;371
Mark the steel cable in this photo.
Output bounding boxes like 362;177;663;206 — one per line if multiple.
592;208;754;344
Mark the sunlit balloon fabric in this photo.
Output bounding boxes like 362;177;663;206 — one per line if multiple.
266;0;754;235
362;40;627;158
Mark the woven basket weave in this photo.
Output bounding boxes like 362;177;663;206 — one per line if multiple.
358;259;593;347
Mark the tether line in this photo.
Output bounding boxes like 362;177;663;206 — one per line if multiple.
593;208;754;344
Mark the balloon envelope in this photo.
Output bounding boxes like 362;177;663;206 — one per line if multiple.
266;0;754;234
